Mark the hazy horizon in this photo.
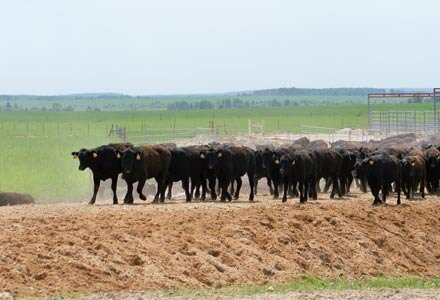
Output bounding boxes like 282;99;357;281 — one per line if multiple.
1;0;439;95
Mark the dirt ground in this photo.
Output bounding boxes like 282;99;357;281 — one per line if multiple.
1;191;440;297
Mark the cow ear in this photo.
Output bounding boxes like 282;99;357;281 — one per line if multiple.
92;151;98;158
71;152;78;159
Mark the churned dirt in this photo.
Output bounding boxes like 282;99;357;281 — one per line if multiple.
1;192;440;297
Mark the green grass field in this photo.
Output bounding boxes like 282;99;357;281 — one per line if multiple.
0;102;432;202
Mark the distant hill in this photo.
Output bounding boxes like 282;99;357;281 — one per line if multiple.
0;93;133;101
249;87;386;96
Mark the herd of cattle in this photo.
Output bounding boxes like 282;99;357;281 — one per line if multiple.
71;136;440;206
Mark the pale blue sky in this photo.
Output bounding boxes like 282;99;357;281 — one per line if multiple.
0;0;438;95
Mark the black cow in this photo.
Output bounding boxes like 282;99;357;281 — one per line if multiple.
121;144;171;204
401;153;426;199
424;147;440;193
354;153;402;205
262;147;289;199
335;148;357;195
254;150;273;195
71;143;133;205
165;147;192;201
205;146;256;201
313;149;343;199
279;150;316;203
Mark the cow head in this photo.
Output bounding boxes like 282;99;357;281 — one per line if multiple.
261;148;273;169
121;148;142;176
254;150;264;169
426;153;439;170
279;154;293;177
71;148;99;171
353;157;372;179
205;148;219;170
402;157;417;177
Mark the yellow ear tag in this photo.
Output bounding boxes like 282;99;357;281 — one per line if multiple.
368;160;374;165
200;153;205;159
92;152;98;158
136;154;141;160
117;153;121;159
291;160;295;166
411;162;416;166
218;152;222;158
275;159;280;164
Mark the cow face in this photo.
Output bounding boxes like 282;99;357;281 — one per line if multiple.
353;157;371;179
261;149;274;169
279;155;292;177
205;148;219;170
121;149;142;176
254;150;264;169
427;154;440;170
402;157;417;177
72;148;98;171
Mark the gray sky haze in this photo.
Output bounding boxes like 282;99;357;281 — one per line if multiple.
0;0;439;95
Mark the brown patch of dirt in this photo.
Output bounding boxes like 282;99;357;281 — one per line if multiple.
1;192;440;296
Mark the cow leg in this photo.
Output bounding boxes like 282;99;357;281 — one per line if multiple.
153;177;164;203
267;178;274;195
166;181;173;200
381;185;388;203
371;184;381;205
220;178;230;202
396;180;401;205
137;178;147;201
110;176;119;205
230;180;235;196
289;182;298;197
330;176;340;199
315;177;322;193
234;177;242;200
282;176;289;202
420;176;426;199
299;180;306;203
304;180;310;203
254;179;258;195
89;176;101;205
323;177;332;193
411;180;417;199
248;173;255;201
209;177;217;200
360;177;368;193
124;181;134;204
309;176;317;200
159;176;167;202
200;178;207;201
334;176;343;198
182;177;191;202
339;176;347;195
273;178;280;199
347;174;353;193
